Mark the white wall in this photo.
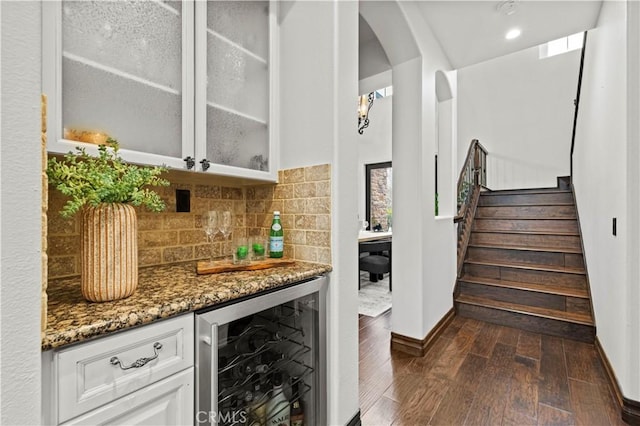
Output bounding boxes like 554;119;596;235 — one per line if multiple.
574;0;639;400
0;1;43;423
359;37;391;80
458;45;580;190
279;1;360;423
357;94;392;222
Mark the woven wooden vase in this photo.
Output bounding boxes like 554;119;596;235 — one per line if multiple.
81;203;138;302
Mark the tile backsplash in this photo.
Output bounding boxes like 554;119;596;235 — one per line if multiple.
47;164;332;279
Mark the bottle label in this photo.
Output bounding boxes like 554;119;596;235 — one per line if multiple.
270;236;283;253
272;223;282;231
291;420;303;426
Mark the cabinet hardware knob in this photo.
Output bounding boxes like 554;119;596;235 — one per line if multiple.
184;156;195;170
200;158;210;172
109;342;163;370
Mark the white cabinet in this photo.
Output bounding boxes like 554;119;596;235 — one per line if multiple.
43;0;278;182
42;314;195;426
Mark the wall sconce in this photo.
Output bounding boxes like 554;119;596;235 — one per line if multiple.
358;92;374;134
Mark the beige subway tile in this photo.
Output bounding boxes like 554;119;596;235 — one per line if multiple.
274;184;294;200
285;230;306;245
280;214;295;230
234;214;246;228
48;255;77;278
195;184;221;199
295;246;318;262
247;228;266;238
284;245;294;259
267;200;284;214
247;185;274;201
284;199;306;214
294;215;315;230
138;214;163;231
305;198;330;214
191;198;210;214
306;231;331;247
164;213;195;230
317;248;332;264
233;200;246;215
283;167;305;184
48;235;80;256
48;213;78;235
246;200;266;214
163;246;194;263
316;181;331;197
222;187;244;200
294;182;317;199
278;170;285;182
139;248;162;266
316;214;331;231
304;164;330;182
179;229;207;245
195;243;224;260
139;231;178;248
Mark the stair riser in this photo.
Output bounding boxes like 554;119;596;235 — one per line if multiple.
466;247;585;269
458;281;567;311
469;232;582;251
473;219;579;233
464;263;587;289
455;302;595;342
479;193;573;206
476;205;576;219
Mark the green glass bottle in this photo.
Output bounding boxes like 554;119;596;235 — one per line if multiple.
269;211;284;258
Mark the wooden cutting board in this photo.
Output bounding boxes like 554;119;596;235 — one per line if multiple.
196;258;296;275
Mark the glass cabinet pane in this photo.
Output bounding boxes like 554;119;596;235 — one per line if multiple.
205;0;270;172
61;0;183;158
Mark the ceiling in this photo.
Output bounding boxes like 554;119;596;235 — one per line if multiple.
415;1;603;69
359;1;603;73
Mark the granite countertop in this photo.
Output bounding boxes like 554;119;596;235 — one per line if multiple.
43;261;332;351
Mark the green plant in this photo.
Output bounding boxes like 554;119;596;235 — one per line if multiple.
47;139;169;218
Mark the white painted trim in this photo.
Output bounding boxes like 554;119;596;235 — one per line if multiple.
194;0;208;169
182;0;195;164
269;0;280;182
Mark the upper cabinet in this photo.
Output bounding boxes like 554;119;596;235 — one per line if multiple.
43;0;278;182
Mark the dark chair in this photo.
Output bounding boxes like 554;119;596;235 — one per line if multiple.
358;239;392;291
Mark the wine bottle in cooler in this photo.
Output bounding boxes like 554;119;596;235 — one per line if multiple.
266;372;290;426
269;211;284;258
290;378;304;426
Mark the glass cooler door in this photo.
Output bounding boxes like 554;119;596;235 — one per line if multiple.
196;277;327;426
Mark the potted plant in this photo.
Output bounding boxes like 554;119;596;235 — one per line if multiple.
47;140;168;302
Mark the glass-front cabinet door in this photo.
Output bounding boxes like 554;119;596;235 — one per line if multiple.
43;0;194;170
195;0;277;181
43;0;278;182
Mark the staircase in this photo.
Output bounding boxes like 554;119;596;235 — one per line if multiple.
454;179;595;343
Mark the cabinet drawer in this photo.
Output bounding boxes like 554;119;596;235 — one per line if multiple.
61;368;194;426
56;314;194;423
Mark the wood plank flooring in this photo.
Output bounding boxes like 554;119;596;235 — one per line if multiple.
359;310;623;425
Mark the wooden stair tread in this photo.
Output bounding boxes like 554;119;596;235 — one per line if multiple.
455;294;593;326
467;243;582;254
481;189;572;196
474;216;577;220
464;259;585;274
458;275;589;298
471;229;580;236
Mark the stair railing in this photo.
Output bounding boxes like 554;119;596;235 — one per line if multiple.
454;139;488;277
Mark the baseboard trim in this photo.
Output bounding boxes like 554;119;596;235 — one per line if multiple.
345;410;361;426
595;337;640;425
390;308;455;357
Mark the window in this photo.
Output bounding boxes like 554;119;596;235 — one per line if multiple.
539;32;584;59
365;162;392;231
360;85;393;99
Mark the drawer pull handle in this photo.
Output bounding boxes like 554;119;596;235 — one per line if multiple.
110;342;163;370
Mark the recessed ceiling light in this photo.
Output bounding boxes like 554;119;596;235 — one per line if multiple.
506;28;521;40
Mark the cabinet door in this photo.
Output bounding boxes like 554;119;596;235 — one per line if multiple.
61;368;194;426
195;0;278;181
43;0;195;170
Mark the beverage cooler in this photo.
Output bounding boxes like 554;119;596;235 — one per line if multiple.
196;276;327;425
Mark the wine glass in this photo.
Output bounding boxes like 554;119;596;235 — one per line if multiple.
219;210;233;257
362;220;369;232
202;211;219;261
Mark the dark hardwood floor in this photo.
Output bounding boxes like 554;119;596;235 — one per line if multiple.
359;310;623;425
